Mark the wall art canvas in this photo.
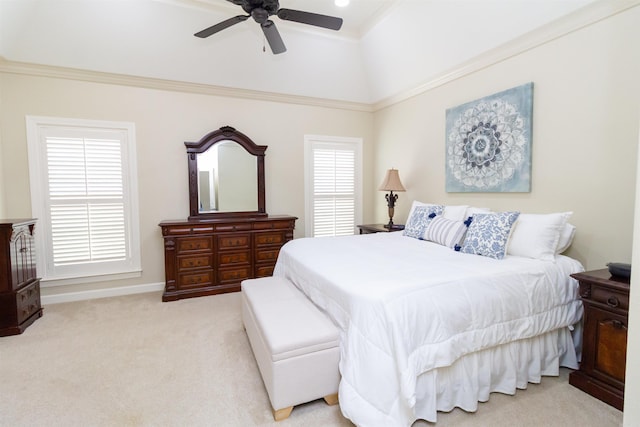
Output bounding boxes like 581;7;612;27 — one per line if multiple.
445;82;533;192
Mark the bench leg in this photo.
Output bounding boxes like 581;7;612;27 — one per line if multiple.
323;393;339;406
273;406;293;421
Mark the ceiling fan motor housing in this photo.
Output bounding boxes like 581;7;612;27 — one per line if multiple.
241;0;279;16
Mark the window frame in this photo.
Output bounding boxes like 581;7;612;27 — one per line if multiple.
26;116;141;286
304;135;363;237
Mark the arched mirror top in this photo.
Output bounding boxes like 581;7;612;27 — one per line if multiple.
185;126;267;157
186;126;267;220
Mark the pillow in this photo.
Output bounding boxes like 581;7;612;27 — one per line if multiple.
556;222;576;254
465;206;491;218
424;216;471;248
405;200;432;224
459;211;520;259
507;212;572;261
442;205;469;221
403;205;444;239
406;201;469;222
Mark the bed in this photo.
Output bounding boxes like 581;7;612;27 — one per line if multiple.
272;208;584;426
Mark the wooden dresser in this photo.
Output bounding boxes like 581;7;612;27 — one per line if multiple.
159;215;296;301
0;219;43;336
569;269;629;410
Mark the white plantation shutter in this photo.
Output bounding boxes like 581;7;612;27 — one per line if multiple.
305;136;362;237
26;117;141;284
46;137;126;265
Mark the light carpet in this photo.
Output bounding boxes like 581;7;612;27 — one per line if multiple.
0;291;623;426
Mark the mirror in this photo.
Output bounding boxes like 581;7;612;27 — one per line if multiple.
186;126;267;220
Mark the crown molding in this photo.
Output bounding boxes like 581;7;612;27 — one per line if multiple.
372;0;640;111
1;0;635;114
0;57;373;113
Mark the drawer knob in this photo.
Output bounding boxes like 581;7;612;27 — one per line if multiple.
612;320;625;329
607;296;619;308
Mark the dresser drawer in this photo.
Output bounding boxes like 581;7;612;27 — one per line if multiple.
218;267;251;283
255;248;280;262
256;265;275;277
178;254;213;270
218;234;250;250
177;236;213;252
16;281;41;324
589;287;629;311
218;251;250;266
178;270;214;289
253;220;293;230
255;232;285;247
215;223;252;232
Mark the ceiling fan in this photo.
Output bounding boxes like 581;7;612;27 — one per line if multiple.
194;0;344;54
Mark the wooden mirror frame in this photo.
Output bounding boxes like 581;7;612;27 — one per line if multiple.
186;126;267;220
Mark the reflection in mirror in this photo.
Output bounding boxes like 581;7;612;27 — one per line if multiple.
197;141;258;213
186;126;266;220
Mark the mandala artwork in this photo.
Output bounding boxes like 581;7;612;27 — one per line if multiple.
445;83;533;192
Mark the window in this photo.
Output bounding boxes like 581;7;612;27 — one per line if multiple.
304;135;362;237
26;116;141;285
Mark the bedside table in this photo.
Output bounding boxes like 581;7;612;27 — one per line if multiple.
357;224;404;234
569;268;629;410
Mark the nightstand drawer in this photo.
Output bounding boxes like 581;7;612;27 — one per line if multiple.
590;287;629;311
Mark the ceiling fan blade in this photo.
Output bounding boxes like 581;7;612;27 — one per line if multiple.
276;8;343;31
261;20;286;54
194;15;249;38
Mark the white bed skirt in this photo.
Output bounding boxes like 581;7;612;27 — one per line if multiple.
351;325;580;424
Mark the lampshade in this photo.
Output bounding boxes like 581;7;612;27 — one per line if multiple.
378;169;406;192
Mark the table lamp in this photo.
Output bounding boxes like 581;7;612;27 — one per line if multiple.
378;168;406;229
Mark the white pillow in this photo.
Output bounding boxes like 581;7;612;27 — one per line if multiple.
443;205;469;221
465;206;491;218
406;201;470;222
556;223;576;254
423;216;470;248
507;212;572;261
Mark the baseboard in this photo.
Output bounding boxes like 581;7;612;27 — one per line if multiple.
42;282;165;305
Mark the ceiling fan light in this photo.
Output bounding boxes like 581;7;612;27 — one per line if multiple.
335;0;349;7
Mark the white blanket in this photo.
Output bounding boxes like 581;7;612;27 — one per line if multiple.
273;232;584;426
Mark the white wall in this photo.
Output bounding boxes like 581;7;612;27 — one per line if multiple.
373;5;640;271
0;71;373;299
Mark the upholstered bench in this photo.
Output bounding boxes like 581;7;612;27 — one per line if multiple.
241;277;341;421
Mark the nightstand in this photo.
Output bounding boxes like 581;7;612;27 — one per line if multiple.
569;268;629;410
357;224;404;234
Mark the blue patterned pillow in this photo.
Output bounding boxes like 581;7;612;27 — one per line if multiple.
459;211;520;259
403;205;444;239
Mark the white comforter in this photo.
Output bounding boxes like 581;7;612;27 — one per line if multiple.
273;232;584;426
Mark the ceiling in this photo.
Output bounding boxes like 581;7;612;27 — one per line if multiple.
0;0;596;105
189;0;399;38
